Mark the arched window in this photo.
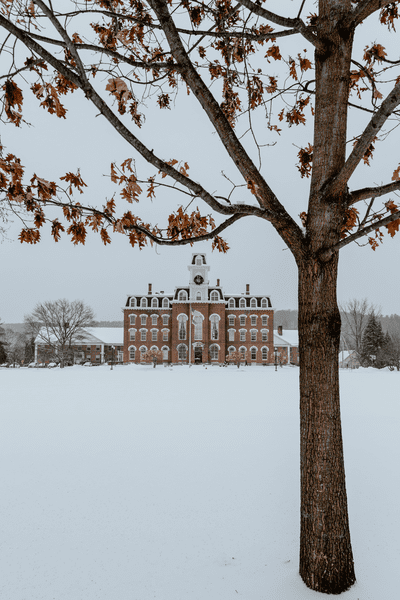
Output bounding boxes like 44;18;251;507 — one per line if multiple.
239;315;246;326
228;315;235;326
196;255;202;265
162;314;169;326
227;346;236;355
210;314;220;340
262;347;268;361
162;328;169;341
261;315;268;326
261;329;268;341
140;314;147;325
129;328;136;341
250;315;257;326
151;314;158;325
140;329;147;341
261;298;268;308
193;313;203;340
250;298;257;308
209;344;219;360
239;346;247;358
228;298;235;308
130;297;136;308
196;292;202;301
152;297;158;308
139;345;147;359
177;344;187;360
162;297;169;308
239;329;246;341
228;329;235;341
151;329;158;341
250;346;257;360
239;297;246;308
178;290;188;302
177;314;188;340
140;297;147;308
250;329;257;341
128;346;136;360
129;314;136;325
210;290;219;302
161;346;169;361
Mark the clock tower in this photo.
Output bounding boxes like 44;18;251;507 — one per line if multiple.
188;253;210;302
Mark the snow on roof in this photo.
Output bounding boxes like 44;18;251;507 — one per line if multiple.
273;330;298;347
35;327;123;345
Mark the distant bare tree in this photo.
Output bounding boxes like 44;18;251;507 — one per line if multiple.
339;299;379;357
26;299;95;367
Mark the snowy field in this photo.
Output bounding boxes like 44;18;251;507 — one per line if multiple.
0;364;398;600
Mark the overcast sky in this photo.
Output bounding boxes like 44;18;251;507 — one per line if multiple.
1;2;399;324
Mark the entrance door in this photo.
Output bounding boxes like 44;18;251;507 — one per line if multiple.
194;347;202;364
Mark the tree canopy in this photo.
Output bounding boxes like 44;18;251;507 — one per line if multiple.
1;0;400;255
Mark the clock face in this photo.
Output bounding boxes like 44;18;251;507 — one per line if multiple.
194;275;204;285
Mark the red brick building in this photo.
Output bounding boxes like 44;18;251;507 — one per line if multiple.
123;253;278;365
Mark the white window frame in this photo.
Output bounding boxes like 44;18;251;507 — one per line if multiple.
140;297;147;308
210;291;219;302
129;314;136;325
239;329;246;341
162;298;169;308
128;345;136;360
250;329;257;342
261;329;269;341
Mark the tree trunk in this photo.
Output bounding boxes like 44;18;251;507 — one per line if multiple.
298;253;356;593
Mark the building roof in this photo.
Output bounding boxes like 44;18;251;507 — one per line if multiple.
273;330;298;347
35;327;123;346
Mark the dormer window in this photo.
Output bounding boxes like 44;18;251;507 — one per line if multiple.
162;297;169;308
210;290;219;302
130;297;136;308
239;298;246;308
250;298;257;308
140;297;147;308
228;298;235;308
178;290;188;302
152;297;158;308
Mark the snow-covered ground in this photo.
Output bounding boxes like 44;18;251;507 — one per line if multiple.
0;364;398;599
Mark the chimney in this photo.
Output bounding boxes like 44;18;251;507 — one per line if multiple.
278;325;283;336
148;283;152;295
246;284;250;295
217;278;220;286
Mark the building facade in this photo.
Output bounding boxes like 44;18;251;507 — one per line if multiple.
123;253;277;365
35;328;123;365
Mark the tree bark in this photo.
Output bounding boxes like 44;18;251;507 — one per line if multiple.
298;252;356;593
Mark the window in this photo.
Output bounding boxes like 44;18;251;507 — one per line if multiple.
251;330;257;341
178;344;187;360
261;330;268;341
140;329;147;341
210;290;219;302
210;314;219;340
209;344;219;360
140;297;147;308
194;314;203;340
251;347;257;360
129;346;136;360
139;345;147;359
162;329;169;341
151;329;158;341
130;297;136;308
261;315;268;326
152;297;158;308
162;346;169;361
250;298;257;308
228;346;235;355
196;255;202;265
262;347;268;361
240;330;246;341
162;315;169;326
228;329;235;341
240;315;246;326
141;315;147;325
196;292;202;301
228;315;235;326
239;346;246;358
178;315;187;340
228;298;235;308
239;298;246;308
129;329;136;341
162;297;169;308
251;315;257;326
129;314;136;325
178;290;188;301
96;345;101;351
151;314;158;325
261;298;268;308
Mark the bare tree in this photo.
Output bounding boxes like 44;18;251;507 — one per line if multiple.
26;299;95;367
339;298;379;356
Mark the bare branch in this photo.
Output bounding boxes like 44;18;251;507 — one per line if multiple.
327;79;400;197
237;0;324;51
343;0;397;28
349;180;400;205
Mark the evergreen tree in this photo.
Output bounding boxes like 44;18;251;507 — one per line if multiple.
360;313;385;367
